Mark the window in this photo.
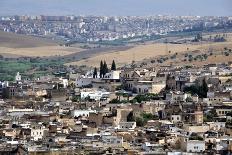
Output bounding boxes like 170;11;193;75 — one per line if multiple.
194;146;198;149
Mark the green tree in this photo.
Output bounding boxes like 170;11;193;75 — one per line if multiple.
127;112;134;122
202;78;208;98
135;117;145;127
184;79;208;98
72;95;81;102
111;60;116;70
204;109;218;122
93;67;97;78
109;98;120;103
103;61;109;77
100;60;103;78
197;33;202;40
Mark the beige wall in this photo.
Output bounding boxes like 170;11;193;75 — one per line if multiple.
151;83;166;94
183;125;209;133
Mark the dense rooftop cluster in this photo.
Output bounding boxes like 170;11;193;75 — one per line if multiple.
0;61;232;154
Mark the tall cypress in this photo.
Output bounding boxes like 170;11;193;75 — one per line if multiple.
100;60;103;78
93;67;97;78
111;60;116;71
103;61;108;77
202;78;208;98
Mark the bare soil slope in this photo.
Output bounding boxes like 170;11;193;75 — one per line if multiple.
0;31;83;57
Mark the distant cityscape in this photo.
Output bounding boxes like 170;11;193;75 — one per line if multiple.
1;15;232;43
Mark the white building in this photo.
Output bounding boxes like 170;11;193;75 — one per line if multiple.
102;135;123;146
80;91;110;101
116;122;136;131
31;124;48;141
72;109;97;118
207;122;226;131
103;70;121;80
61;78;68;88
186;140;205;153
216;137;232;152
7;108;34;118
76;70;99;87
167;91;189;102
76;77;93;87
135;81;166;94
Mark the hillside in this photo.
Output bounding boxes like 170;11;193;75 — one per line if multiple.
66;33;232;67
0;31;84;57
0;31;57;48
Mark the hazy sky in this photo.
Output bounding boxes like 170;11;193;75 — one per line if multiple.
1;0;232;16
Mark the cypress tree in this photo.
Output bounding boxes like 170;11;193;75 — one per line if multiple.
93;67;97;78
100;60;103;78
202;78;208;98
111;60;116;70
103;61;108;77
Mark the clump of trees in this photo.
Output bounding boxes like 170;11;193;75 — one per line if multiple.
72;95;81;102
150;60;156;63
204;109;218;122
130;93;159;103
213;34;226;42
127;112;158;126
188;54;193;62
157;57;169;63
189;133;204;141
184;78;208;98
224;52;230;56
109;93;159;104
93;60;117;78
193;54;208;62
100;60;108;78
192;33;202;42
170;54;176;59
